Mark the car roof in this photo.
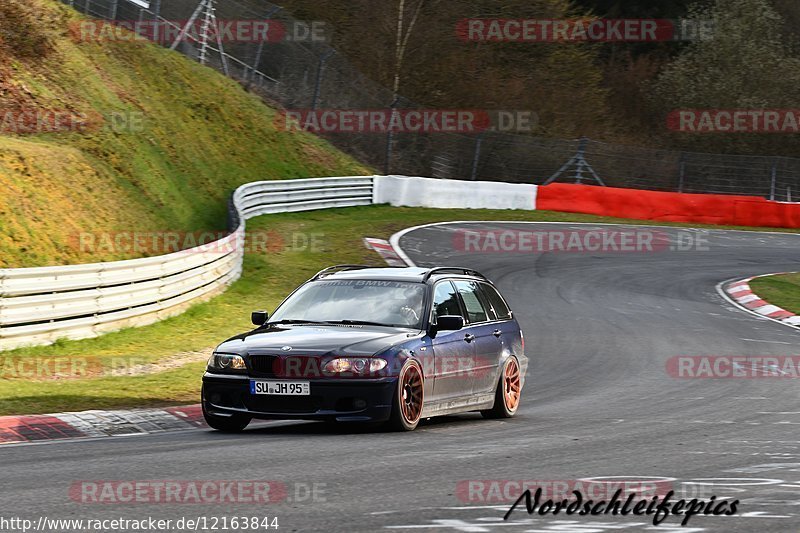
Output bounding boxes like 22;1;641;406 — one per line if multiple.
313;266;489;283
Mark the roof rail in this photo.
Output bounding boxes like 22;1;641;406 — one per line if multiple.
422;267;487;282
311;264;374;280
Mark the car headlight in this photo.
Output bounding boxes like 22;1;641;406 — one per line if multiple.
207;353;247;372
323;358;387;376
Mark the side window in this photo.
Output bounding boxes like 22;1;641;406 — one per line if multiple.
480;283;512;320
453;281;489;323
432;281;463;321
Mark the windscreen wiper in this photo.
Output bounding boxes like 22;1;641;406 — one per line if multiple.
323;320;394;327
269;319;328;325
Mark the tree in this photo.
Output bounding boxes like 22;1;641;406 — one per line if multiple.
650;0;800;154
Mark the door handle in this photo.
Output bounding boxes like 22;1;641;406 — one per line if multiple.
493;329;502;338
464;334;476;343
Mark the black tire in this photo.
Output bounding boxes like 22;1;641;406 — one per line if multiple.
387;360;424;431
481;356;521;419
202;399;251;432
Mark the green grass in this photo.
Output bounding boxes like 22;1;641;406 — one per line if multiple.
1;204;799;416
749;273;800;315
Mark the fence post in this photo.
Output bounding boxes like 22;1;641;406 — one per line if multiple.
677;153;686;193
574;137;588;184
384;98;399;175
84;0;90;14
245;7;281;90
109;0;118;21
151;0;162;44
470;131;485;181
311;49;335;110
770;159;778;201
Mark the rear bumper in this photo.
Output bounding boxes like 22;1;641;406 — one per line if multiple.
202;373;396;423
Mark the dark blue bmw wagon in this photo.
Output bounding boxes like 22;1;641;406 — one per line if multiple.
202;265;526;431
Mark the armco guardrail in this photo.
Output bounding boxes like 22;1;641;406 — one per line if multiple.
0;176;376;351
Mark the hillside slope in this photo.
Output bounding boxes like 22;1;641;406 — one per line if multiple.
0;0;368;267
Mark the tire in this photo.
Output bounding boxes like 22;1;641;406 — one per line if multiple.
202;398;251;433
481;356;521;419
387;360;425;431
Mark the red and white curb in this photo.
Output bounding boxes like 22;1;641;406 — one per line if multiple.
0;404;205;445
363;237;411;267
722;274;800;328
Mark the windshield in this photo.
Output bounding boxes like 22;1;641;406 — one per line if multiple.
269;280;426;328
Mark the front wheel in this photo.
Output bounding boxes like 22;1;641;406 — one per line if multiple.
387;360;424;431
481;356;521;419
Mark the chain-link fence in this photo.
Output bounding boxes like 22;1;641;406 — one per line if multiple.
61;0;800;201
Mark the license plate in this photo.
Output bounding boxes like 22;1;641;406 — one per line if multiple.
250;380;310;396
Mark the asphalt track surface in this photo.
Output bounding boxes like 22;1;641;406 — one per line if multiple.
2;222;800;533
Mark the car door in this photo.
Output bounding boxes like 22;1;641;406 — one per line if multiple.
453;280;502;396
429;280;476;403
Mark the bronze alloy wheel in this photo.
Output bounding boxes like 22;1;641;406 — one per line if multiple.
400;362;424;425
503;357;521;412
481;356;522;419
388;360;425;431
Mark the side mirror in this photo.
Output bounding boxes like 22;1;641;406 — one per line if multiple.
435;315;464;331
251;310;269;326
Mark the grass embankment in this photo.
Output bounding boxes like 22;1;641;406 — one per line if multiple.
0;0;366;267
749;273;800;315
2;205;799;416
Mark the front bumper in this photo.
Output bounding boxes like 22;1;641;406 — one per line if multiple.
202;373;397;422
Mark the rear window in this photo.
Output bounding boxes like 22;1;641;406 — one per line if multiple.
453;280;490;323
480;283;512;320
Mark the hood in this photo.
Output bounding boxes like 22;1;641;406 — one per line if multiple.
216;324;419;357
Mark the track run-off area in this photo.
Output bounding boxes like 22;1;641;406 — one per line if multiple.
2;221;800;533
